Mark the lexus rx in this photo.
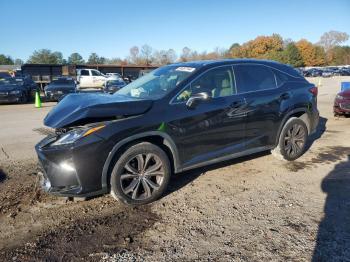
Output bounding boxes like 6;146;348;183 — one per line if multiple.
36;59;319;205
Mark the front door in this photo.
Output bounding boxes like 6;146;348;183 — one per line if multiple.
168;66;247;169
79;69;91;88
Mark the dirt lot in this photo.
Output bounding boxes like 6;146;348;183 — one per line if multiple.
0;77;350;261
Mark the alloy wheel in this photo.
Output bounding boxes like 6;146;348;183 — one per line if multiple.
120;153;164;200
283;123;306;158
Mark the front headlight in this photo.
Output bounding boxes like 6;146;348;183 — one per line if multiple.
10;90;21;95
51;125;105;146
51;129;86;146
336;94;344;100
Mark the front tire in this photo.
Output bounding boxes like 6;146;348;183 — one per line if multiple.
19;92;28;104
271;117;308;161
110;142;171;206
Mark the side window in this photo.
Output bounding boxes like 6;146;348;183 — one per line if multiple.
273;70;289;87
81;70;89;76
91;70;101;76
176;66;235;102
234;65;277;93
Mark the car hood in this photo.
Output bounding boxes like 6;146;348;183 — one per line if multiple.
44;93;153;128
0;84;22;92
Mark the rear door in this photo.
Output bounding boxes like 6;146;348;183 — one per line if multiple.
233;64;289;150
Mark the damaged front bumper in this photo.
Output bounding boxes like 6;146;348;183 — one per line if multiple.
35;133;109;197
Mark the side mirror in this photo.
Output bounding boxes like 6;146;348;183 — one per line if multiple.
186;92;212;109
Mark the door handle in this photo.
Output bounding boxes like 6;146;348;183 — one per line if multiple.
230;101;245;108
280;92;290;100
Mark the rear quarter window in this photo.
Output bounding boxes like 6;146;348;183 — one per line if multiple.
274;66;307;83
273;69;289;87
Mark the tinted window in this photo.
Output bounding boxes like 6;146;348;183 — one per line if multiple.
81;70;89;76
234;65;276;93
273;70;289;87
176;66;235;102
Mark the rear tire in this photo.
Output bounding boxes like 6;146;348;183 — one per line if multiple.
271;117;308;161
110;142;171;206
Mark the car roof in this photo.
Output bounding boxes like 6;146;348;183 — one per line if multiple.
171;59;302;78
172;58;281;67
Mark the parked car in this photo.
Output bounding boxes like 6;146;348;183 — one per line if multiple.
14;76;38;100
104;79;126;94
138;69;153;78
105;73;122;80
36;59;319;205
336;68;350;76
0;78;32;103
334;89;350;116
304;68;323;77
123;74;138;84
76;69;111;89
44;77;77;101
0;72;11;79
322;69;334;78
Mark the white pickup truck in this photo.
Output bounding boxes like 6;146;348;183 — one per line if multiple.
76;69;111;89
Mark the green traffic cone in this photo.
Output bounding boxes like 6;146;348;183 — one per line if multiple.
35;91;42;108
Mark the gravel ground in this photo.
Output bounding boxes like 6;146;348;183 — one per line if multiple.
0;76;349;261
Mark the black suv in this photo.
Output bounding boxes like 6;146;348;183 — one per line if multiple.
36;59;319;205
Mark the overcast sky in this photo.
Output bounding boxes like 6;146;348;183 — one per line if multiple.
1;0;349;61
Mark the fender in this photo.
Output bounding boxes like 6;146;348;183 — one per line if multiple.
101;131;180;189
275;108;309;145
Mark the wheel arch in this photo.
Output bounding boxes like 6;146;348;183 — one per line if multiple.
275;108;311;146
101;131;180;190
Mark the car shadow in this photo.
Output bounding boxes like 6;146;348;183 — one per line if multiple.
312;154;350;261
165;151;270;197
335;114;350;118
165;117;327;197
305;116;327;151
0;168;6;183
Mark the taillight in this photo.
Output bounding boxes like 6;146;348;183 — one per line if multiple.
309;86;318;96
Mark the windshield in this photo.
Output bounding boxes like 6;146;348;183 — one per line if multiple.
115;65;197;99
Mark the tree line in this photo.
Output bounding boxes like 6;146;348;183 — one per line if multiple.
1;30;349;67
